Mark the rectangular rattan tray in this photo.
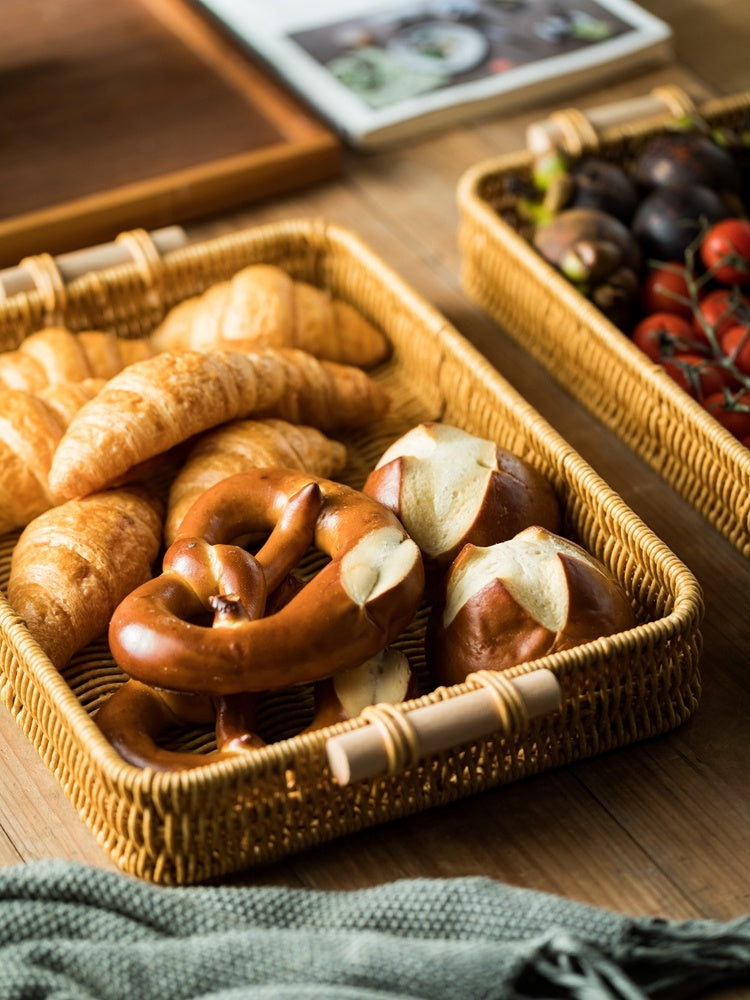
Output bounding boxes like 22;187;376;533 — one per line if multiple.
458;89;750;560
0;219;702;884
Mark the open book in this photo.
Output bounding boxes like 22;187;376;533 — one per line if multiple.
191;0;673;150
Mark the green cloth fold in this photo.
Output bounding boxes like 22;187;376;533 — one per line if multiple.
0;860;748;999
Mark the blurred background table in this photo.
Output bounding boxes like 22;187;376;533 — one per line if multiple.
1;0;749;978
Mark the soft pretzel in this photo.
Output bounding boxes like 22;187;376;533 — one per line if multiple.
149;264;390;368
108;469;425;696
7;487;164;669
164;418;347;544
48;347;390;501
97;565;311;771
0;327;154;393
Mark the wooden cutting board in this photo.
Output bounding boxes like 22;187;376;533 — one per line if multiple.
0;0;341;266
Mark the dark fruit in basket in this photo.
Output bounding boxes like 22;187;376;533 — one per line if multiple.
631;184;729;260
564;157;639;222
525;151;638;224
533;208;642;326
632;130;740;198
533;207;641;282
589;266;641;329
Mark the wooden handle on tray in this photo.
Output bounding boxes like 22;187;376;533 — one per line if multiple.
525;85;697;155
325;668;562;785
0;225;188;299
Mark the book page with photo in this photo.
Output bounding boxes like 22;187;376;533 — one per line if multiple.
192;0;673;148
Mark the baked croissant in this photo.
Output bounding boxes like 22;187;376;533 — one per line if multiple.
0;379;104;535
48;347;390;501
165;417;348;543
7;487;164;669
149;264;390;368
0;327;154;393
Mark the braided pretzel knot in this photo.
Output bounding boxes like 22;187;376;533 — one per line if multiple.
99;470;425;769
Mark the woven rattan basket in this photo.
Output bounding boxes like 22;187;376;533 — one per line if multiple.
0;219;702;884
458;89;750;559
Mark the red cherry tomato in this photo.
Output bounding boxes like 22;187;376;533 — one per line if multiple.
631;312;707;361
703;389;750;440
718;324;750;377
700;218;750;285
694;288;750;341
660;353;736;399
641;263;693;319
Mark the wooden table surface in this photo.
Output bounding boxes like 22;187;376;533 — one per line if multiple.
1;0;749;984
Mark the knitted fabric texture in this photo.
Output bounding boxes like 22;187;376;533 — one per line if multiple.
0;860;748;999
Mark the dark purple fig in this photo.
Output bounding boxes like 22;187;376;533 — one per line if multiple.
533;207;641;325
590;266;641;330
525;152;638;224
632;130;740;196
533;207;642;284
631;184;729;260
566;157;639;223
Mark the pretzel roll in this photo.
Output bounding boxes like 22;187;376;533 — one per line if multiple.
109;470;425;695
306;647;419;732
428;525;636;688
363;422;561;577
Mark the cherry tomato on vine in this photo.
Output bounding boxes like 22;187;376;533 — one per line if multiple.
718;324;750;377
631;312;706;362
641;262;693;319
694;288;750;341
660;353;736;399
700;218;750;285
702;389;750;440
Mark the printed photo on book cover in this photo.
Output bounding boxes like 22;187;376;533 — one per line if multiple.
289;0;635;110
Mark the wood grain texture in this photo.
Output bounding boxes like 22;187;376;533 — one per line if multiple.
0;0;340;263
1;4;749;989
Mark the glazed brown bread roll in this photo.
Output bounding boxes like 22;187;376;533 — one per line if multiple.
363;422;561;575
306;647;419;732
149;264;390;368
428;525;636;687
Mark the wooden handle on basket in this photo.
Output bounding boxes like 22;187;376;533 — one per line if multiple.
525;85;697;155
325;668;562;786
0;225;188;299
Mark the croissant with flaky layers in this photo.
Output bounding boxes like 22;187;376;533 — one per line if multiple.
47;346;390;501
7;487;164;669
149;263;389;368
0;379;104;535
0;327;154;393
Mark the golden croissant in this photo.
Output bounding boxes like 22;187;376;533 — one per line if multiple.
7;487;164;669
48;347;389;501
165;417;348;543
0;379;104;535
0;327;154;393
149;264;390;368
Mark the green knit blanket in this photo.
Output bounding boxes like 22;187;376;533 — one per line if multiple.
1;860;748;999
